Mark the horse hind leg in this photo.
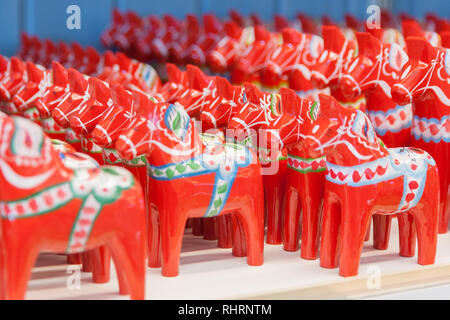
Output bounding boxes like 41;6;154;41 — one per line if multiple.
372;215;392;249
233;183;265;266
397;211;417;257
108;233;146;299
409;169;440;266
91;245;111;283
0;238;40;300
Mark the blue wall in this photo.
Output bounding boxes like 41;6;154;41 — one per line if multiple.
0;0;448;57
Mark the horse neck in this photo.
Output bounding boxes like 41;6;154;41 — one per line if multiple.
147;123;203;167
412;52;449;115
0;149;72;201
325;142;388;167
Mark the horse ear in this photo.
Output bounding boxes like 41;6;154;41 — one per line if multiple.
224;20;242;40
186;14;200;36
11;57;25;74
282;28;302;45
111;83;132;108
116;52;131;72
52;61;68;87
402;20;425;38
216;76;234;100
86;46;101;65
322;25;347;52
229;9;245;27
280;87;302;115
250;14;263;26
345;13;360;30
321;15;336;26
71;42;85;60
68;68;88;93
166;63;184;84
406;36;432;62
440;31;450;48
89;78;111;104
356;32;381;59
132;91;157;115
274;14;290;32
244;82;264;103
0;55;7;73
297;13;318;34
203;14;222;34
21;32;30;46
365;25;384;41
254;25;271;42
45;39;58;55
318;93;343;119
26;61;44;83
103;51;117;67
186;64;209;91
112;8;124;25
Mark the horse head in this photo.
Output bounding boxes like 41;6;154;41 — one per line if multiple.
309;94;388;165
0;57;26;103
117;101;198;163
391;37;446;106
207;20;244;73
69;77;111;136
156;63;187;103
52;68;89;127
12;62;51;115
175;64;216;118
310;25;357;89
35;61;71;118
200;76;246;131
339;32;408;99
228;83;280;143
92;84;157;148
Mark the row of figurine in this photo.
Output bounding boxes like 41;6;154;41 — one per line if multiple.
0;22;449;299
97;8;448;84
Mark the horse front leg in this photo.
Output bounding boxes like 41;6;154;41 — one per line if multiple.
372;215;393;250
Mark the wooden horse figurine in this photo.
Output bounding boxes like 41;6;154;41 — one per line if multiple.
35;61;71;141
207;20;249;74
200;76;246;132
311;94;439;276
0;57;27;115
261;28;326;97
228;87;325;257
339;32;412;147
231;25;279;86
174;64;217;119
116;101;265;277
310;25;366;110
0;114;146;299
227;83;288;245
392;37;450;233
337;32;413;249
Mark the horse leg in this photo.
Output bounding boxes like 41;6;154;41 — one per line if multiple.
319;192;342;269
232;213;247;257
338;191;373;277
264;178;283;245
234;187;265;266
372;215;392;250
191;218;203;236
217;214;233;249
81;250;93;272
148;206;161;268
92;246;111;283
283;186;301;252
0;238;39;299
108;235;146;300
67;253;82;264
410;169;440;265
159;209;188;277
397;211;417;257
203;217;217;240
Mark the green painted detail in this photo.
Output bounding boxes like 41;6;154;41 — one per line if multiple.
288;166;326;174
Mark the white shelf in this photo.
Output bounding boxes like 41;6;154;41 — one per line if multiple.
25;219;450;300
